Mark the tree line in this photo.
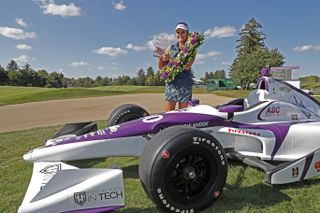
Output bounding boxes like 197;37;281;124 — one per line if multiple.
0;61;169;88
0;59;228;88
1;18;318;89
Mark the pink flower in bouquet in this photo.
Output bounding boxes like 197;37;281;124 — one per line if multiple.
161;72;168;78
191;37;196;45
183;47;188;54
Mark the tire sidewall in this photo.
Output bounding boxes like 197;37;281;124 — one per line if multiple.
142;127;227;212
107;104;149;126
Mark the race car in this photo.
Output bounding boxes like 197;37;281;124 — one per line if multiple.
19;67;320;213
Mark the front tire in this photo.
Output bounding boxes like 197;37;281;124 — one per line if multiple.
107;104;149;126
139;126;228;212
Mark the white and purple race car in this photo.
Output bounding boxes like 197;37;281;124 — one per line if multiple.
19;68;320;213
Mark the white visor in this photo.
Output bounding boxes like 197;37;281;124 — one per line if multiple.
175;23;188;31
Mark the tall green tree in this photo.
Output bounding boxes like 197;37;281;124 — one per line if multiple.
136;68;146;86
6;60;19;71
0;65;8;85
236;18;266;57
145;66;155;86
151;70;164;86
36;69;49;87
47;72;65;88
230;18;284;89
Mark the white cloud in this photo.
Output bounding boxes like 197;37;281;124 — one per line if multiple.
222;61;231;66
97;66;105;70
13;54;35;64
69;61;88;67
93;47;127;56
196;51;221;61
204;26;236;38
113;1;126;11
0;27;36;40
126;43;146;51
34;0;81;17
293;44;320;52
16;44;32;51
15;18;28;27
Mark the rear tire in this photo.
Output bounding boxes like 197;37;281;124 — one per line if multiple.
139;126;227;212
107;104;149;126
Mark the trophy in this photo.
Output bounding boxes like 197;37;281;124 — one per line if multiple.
152;32;174;58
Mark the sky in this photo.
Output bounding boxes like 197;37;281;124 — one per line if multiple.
0;0;319;80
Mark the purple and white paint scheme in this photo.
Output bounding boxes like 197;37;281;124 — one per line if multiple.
19;67;320;212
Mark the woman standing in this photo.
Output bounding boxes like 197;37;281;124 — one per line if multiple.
158;22;197;112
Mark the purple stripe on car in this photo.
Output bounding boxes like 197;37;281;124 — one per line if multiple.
48;111;293;159
53;113;224;146
300;153;314;180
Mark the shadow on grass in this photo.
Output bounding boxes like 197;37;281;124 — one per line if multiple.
122;164;139;179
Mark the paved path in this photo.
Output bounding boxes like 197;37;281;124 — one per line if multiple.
0;93;232;132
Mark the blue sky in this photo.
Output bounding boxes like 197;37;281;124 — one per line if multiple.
0;0;319;79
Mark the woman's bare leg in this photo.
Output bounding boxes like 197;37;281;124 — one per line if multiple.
165;101;176;112
178;102;189;109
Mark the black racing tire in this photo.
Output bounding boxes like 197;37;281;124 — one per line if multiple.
139;126;228;212
107;104;149;126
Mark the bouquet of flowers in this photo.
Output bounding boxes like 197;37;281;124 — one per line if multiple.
159;32;205;84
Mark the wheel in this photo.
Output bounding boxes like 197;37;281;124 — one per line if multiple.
139;126;228;212
107;104;149;126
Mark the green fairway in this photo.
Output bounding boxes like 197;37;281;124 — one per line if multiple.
1;122;320;213
0;86;165;106
0;86;246;106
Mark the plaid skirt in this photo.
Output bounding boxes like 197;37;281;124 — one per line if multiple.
165;71;193;102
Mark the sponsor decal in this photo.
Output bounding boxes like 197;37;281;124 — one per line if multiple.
265;106;280;116
192;136;226;166
213;191;220;199
314;161;320;172
74;192;87;206
161;150;170;159
39;164;61;189
40;164;61;174
74;188;124;205
108;125;120;133
184;121;209;128
142;115;163;123
228;128;260;137
292;167;299;178
157;188;194;213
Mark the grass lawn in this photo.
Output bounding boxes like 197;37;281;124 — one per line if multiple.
1;122;320;213
0;86;249;106
0;86;164;106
